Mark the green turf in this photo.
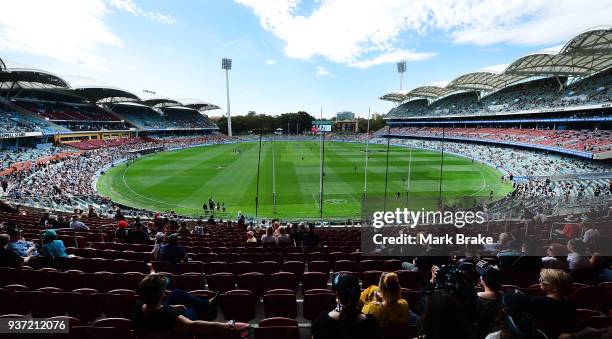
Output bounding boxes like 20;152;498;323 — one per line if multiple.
96;141;513;220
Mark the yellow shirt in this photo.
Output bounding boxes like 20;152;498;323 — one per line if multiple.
362;299;410;327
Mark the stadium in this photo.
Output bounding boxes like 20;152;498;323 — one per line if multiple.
0;4;611;339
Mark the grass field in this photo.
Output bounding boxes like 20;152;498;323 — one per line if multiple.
96;141;513;220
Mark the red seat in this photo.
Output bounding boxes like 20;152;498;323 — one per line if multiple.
67;326;135;339
577;316;612;330
93;318;132;331
174;273;205;291
303;289;336;320
207;273;235;293
360;270;382;288
255;317;299;339
263;289;297;318
52;291;101;323
395;270;425;290
0;288;17;315
359;260;384;273
576;309;601;322
309;260;330;273
208;261;229;274
282;261;305;279
231;261;254;276
269;272;297;291
571;286;606;310
14;290;57;317
384;259;402;272
258;261;281;276
93;292;136;318
221;290;256;322
188;290;218;320
334;260;359;272
237;272;267;298
302;272;329;294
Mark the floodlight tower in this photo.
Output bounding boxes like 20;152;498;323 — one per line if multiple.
397;61;406;90
222;58;233;137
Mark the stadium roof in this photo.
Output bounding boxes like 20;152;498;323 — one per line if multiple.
447;72;530;91
561;26;612;54
181;98;221;111
142;98;182;108
504;52;612;76
381;27;612;104
0;68;71;89
405;86;456;99
0;58;6;71
70;87;141;103
379;90;409;102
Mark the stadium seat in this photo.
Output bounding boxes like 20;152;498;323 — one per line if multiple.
258;261;281;276
263;289;297;318
334;260;359;272
308;260;331;273
93;318;132;331
231;261;254;276
302;272;329;293
255;318;299;339
395;270;425;290
382;325;419;339
237;272;267;298
282;261;305;279
268;272;297;291
361;270;383;288
359;259;384;272
571;286;606;310
303;289;336;320
173;273;205;291
207;272;235;293
221;290;256;322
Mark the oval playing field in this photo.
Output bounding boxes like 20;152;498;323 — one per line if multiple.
96;141;513;220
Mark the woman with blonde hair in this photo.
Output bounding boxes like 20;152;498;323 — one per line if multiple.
361;272;412;327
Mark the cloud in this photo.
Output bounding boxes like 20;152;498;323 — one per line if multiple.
349;50;437;69
315;66;331;78
0;0;122;70
0;0;175;70
109;0;177;24
235;0;612;67
265;59;277;64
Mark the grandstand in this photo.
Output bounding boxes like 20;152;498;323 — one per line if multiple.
1;25;612;339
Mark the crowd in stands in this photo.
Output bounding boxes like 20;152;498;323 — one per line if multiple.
374;137;611;177
0;105;70;134
14;100;120;122
1;135;230;211
388;68;612;119
0;201;610;338
0;147;65;172
378;127;612;154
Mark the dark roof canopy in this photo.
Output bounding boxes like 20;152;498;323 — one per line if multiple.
71;87;141;103
0;68;70;89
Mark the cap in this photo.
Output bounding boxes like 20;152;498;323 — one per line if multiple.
118;220;129;229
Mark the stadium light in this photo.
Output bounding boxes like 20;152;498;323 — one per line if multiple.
222;58;233;137
397;61;406;90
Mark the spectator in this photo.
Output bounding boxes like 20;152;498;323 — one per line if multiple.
246;231;256;243
556;216;582;239
276;226;292;245
303;224;320;247
541;243;569;269
160;234;188;264
151;232;164;261
529;269;576;333
128;222;150;244
475;262;502;338
131;273;236;337
361;272;413;327
582;224;601;248
590;253;612;282
177;222;191;236
0;233;36;268
567;239;592;270
40;229;68;258
418;289;473;339
312;273;382;339
115;220;129;241
484;292;548;339
69;215;89;231
6;227;37;257
261;226;277;244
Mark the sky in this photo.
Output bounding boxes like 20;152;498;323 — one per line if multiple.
0;0;610;118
